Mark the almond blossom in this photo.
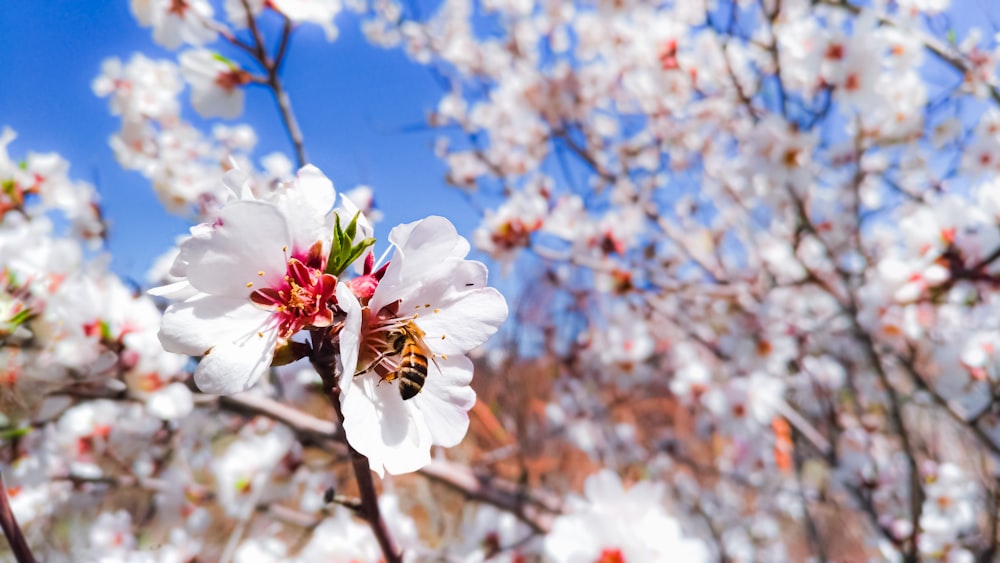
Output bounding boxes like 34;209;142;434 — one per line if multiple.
151;165;338;394
338;216;508;475
11;0;1000;560
272;0;343;41
180;49;251;119
544;470;710;562
131;0;218;50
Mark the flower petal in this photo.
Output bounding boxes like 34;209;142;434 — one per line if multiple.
415;355;476;447
158;293;272;356
194;327;278;394
181;201;291;296
411;285;508;356
336;283;361;392
147;280;198;301
372;216;471;312
341;374;433;477
272;165;336;258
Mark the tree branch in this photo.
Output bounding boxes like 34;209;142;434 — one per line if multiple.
0;470;36;563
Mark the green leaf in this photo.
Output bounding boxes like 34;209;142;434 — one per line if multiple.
326;212;376;276
99;320;113;342
326;214;344;275
211;52;237;68
8;308;33;327
0;426;31;440
345;211;361;241
344;238;375;268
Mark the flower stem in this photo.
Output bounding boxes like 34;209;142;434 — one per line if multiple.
0;470;36;563
310;329;401;563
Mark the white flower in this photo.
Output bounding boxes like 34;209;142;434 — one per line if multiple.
151;165;338;394
180;50;251;119
235;537;290;563
291;492;421;562
86;511;137;558
131;0;217;49
212;423;296;517
294;510;382;562
272;0;342;41
146;381;195;420
339;216;508;476
544;470;710;562
92;54;183;123
452;504;537;562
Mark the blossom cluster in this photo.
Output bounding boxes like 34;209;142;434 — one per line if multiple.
350;0;1000;558
10;0;1000;560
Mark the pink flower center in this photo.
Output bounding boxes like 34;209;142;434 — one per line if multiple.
168;0;189;16
215;69;251;92
249;258;337;339
596;548;626;563
356;302;422;380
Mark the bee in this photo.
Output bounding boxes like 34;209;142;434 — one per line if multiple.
382;322;438;401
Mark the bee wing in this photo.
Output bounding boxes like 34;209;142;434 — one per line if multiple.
407;326;442;374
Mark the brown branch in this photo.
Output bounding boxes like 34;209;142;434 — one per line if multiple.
47;385;556;534
218;393;342;444
418;460;558;534
308;326;401;563
237;0;308;167
0;470;36;563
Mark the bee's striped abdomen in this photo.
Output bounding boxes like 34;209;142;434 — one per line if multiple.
396;341;428;400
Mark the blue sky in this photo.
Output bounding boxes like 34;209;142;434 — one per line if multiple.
0;1;476;284
2;1;996;288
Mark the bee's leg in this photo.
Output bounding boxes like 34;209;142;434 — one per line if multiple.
354;351;389;377
377;371;398;386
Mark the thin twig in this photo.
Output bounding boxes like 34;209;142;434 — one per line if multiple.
0;470;37;563
238;0;308;167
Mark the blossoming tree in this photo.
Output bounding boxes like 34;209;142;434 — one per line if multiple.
3;0;1000;561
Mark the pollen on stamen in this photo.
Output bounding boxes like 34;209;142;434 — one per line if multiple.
440;334;446;340
246;282;253;288
441;354;448;360
257;271;264;277
433;308;440;313
424;303;430;308
257;332;263;338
